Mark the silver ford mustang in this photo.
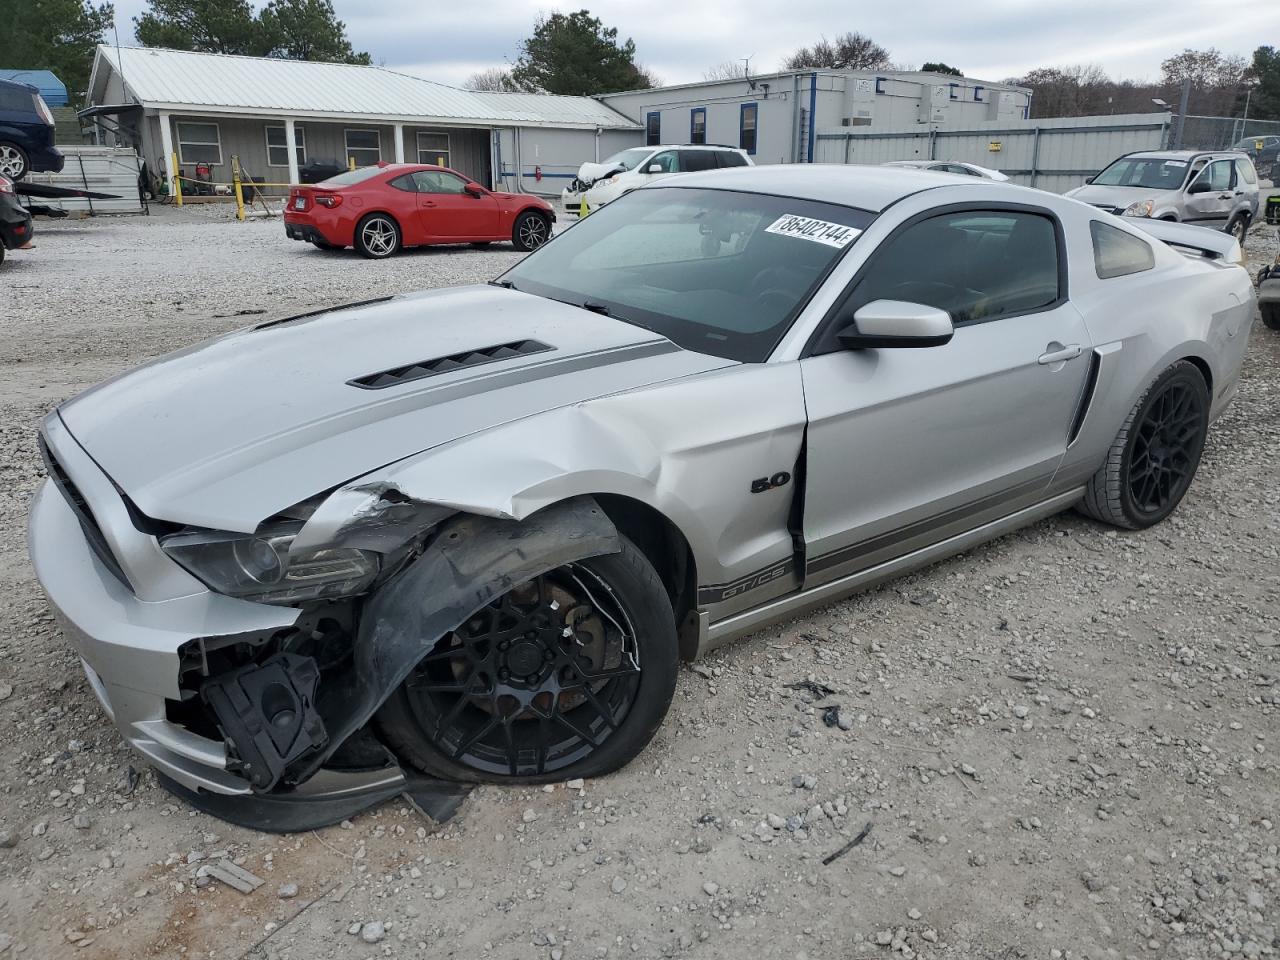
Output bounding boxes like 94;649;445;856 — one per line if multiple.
28;166;1255;826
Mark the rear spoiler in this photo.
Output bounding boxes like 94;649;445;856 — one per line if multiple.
1129;218;1242;263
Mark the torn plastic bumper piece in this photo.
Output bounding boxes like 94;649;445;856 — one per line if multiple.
201;653;328;792
154;761;473;833
289;494;620;785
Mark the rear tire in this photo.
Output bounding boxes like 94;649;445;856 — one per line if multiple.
512;210;551;251
1226;214;1249;243
376;535;678;784
0;142;29;180
354;213;401;259
1077;361;1209;530
1262;304;1280;331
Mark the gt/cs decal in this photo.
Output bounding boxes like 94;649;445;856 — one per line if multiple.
750;471;791;494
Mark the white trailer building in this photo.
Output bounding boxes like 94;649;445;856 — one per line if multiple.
83;45;640;197
597;70;1032;165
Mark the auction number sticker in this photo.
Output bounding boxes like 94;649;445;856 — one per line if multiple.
765;214;861;248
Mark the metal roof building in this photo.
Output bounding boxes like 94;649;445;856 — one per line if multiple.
85;45;640;195
0;69;69;106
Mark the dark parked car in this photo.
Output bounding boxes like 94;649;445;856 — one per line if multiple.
0;77;64;181
1231;135;1279;181
0;175;34;267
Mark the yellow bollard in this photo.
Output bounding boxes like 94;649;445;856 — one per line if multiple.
348;156;356;171
579;196;589;218
231;156;245;222
172;152;182;206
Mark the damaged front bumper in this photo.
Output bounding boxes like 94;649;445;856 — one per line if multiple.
29;413;619;826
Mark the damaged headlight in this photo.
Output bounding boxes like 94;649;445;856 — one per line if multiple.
161;523;379;604
1122;199;1155;218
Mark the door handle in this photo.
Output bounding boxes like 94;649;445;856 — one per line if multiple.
1217;193;1232;200
420;200;437;208
1038;344;1082;365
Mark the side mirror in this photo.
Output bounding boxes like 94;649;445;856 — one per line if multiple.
1084;175;1095;184
647;163;663;174
837;300;954;349
1187;180;1212;195
464;182;484;197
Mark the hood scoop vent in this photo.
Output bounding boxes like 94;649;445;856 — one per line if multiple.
348;339;554;390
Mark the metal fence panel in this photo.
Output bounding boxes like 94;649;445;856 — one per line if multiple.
815;113;1170;194
22;146;145;214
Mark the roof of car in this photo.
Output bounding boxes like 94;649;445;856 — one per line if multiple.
645;144;747;151
647;164;989;213
1126;150;1246;161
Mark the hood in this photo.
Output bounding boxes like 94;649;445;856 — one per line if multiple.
57;286;732;531
576;160;625;187
1065;183;1170;210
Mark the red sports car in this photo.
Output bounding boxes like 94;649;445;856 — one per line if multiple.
284;163;556;259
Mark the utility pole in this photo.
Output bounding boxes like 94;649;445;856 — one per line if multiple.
1173;75;1191;148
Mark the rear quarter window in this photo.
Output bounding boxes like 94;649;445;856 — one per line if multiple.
716;151;749;168
0;86;33;112
1237;158;1257;185
1091;221;1155;280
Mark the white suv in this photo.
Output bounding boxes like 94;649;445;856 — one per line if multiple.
562;144;753;216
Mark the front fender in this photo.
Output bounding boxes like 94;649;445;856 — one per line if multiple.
291;495;618;783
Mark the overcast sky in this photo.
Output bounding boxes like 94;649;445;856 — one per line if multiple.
107;0;1280;90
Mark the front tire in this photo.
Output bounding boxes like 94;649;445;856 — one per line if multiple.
0;142;29;180
1077;361;1210;530
1227;214;1249;243
512;210;551;251
354;213;401;259
376;536;677;783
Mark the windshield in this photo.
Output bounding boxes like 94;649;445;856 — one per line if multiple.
318;166;386;187
602;148;655;172
501;187;875;362
1092;157;1188;190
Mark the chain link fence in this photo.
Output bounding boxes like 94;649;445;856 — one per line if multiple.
1169;115;1280;171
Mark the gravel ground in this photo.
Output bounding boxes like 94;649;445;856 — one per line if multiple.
0;205;1277;960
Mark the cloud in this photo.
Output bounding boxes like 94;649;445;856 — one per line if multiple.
110;0;1280;88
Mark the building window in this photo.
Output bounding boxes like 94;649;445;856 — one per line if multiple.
265;125;306;167
949;83;959;101
974;86;985;102
416;131;450;167
690;108;706;145
345;129;382;168
875;77;886;95
739;103;757;155
645;111;661;146
176;121;222;165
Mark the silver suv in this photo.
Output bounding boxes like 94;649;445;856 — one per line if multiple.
1066;150;1260;241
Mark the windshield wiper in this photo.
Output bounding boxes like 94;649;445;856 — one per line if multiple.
489;279;517;290
580;301;613;315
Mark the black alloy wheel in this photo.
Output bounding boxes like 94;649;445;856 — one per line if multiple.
1125;375;1206;520
1079;361;1210;530
377;538;677;783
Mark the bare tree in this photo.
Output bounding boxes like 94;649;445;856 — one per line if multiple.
704;60;749;81
783;32;890;71
1160;48;1247;116
464;66;520;92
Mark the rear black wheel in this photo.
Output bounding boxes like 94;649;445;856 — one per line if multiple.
512;211;551;251
1078;361;1209;529
376;536;677;783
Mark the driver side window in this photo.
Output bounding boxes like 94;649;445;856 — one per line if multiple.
412;170;468;194
646;151;680;173
849;210;1061;325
